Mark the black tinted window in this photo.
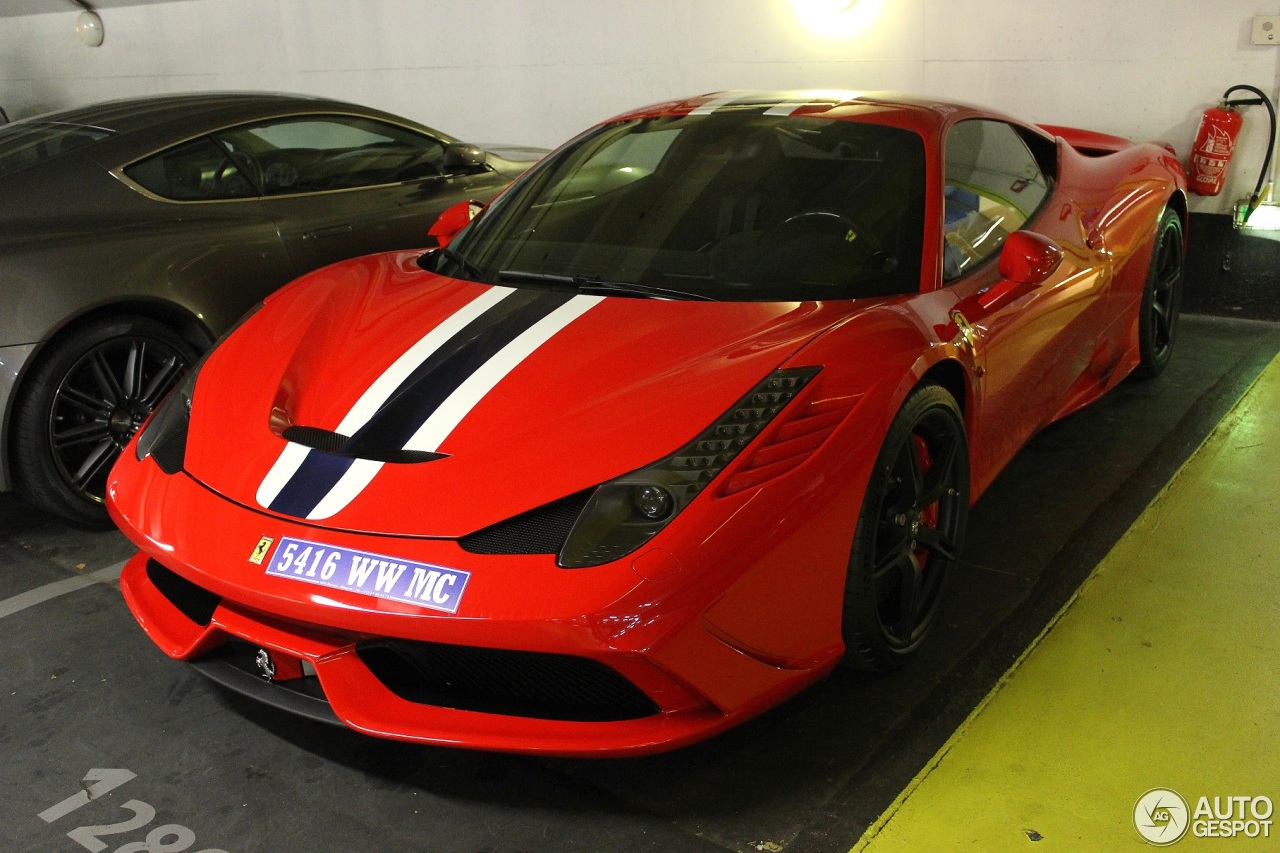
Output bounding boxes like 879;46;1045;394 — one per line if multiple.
943;120;1049;280
0;121;112;178
124;136;258;201
447;113;925;301
213;116;446;195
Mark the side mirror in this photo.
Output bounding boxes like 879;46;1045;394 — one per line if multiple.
997;230;1063;285
428;199;485;248
971;231;1064;313
443;143;487;174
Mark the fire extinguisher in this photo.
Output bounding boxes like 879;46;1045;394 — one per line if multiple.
1189;103;1243;196
1188;85;1276;216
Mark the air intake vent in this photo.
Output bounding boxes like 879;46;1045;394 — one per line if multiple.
458;489;594;555
356;639;659;722
720;394;859;495
149;418;188;475
146;559;221;626
282;425;446;464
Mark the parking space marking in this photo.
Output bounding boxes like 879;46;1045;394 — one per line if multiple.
0;560;125;620
38;770;137;823
39;768;229;852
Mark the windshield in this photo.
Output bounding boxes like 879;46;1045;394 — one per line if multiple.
439;111;925;301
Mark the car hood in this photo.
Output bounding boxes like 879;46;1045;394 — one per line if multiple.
183;251;854;537
481;144;548;177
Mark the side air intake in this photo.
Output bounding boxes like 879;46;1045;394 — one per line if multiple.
720;394;859;495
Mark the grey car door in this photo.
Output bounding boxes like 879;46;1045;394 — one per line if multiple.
115;133;297;332
212;115;511;275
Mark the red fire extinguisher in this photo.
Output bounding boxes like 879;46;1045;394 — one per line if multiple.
1189;102;1243;196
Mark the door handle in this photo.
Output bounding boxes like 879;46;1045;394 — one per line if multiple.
303;224;354;240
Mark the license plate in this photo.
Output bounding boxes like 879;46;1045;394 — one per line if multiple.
264;536;470;614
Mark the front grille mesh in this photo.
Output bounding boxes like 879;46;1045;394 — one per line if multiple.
149;419;188;475
458;489;593;555
146;559;220;625
356;639;658;722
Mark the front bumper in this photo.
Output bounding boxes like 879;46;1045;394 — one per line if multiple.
109;461;840;757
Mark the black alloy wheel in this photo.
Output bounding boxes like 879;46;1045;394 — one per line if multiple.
13;316;199;527
842;383;969;671
1133;208;1184;379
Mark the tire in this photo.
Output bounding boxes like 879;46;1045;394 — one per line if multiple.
841;383;969;672
1131;208;1184;380
12;315;199;527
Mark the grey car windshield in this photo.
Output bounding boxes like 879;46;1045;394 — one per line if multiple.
442;112;925;301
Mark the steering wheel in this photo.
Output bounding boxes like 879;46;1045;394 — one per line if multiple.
781;210;857;231
779;209;883;255
213;151;263;194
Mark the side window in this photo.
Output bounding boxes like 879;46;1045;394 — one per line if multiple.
213;116;447;195
123;136;257;201
0;122;113;179
943;120;1049;281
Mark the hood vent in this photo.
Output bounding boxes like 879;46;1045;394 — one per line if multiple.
281;425;447;464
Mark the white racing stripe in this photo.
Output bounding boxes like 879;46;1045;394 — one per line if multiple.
255;441;311;509
690;92;748;115
764;98;810;116
304;294;605;519
255;286;516;510
404;295;605;453
765;91;862;116
334;286;516;435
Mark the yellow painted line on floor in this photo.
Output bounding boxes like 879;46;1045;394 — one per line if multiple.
854;353;1280;852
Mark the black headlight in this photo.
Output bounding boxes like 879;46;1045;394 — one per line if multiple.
134;302;264;475
134;361;198;474
558;366;820;568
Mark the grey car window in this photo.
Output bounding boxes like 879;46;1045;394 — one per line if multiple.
0;121;113;178
124;136;259;201
942;119;1049;281
213;116;447;195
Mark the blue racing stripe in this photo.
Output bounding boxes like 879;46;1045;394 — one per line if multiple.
267;450;356;518
264;288;575;520
341;289;574;457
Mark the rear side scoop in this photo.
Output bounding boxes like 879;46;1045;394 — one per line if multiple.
1039;124;1135;157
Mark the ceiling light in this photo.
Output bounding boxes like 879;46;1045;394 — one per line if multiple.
790;0;885;38
74;4;104;47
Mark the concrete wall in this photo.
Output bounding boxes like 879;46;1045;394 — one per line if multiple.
2;0;1278;213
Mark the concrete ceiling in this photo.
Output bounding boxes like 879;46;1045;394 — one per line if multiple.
0;0;188;18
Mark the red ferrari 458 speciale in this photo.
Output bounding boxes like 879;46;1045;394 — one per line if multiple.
108;91;1187;756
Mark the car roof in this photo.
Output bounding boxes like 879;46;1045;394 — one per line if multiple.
607;90;1038;140
20;92;437;139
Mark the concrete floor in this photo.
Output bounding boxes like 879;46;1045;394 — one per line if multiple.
2;314;1278;853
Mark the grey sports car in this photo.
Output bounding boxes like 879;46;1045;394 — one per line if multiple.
0;92;539;525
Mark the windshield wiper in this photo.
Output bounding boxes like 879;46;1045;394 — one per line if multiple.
420;246;485;281
497;270;716;301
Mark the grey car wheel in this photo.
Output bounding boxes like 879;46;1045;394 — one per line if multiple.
13;316;198;527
